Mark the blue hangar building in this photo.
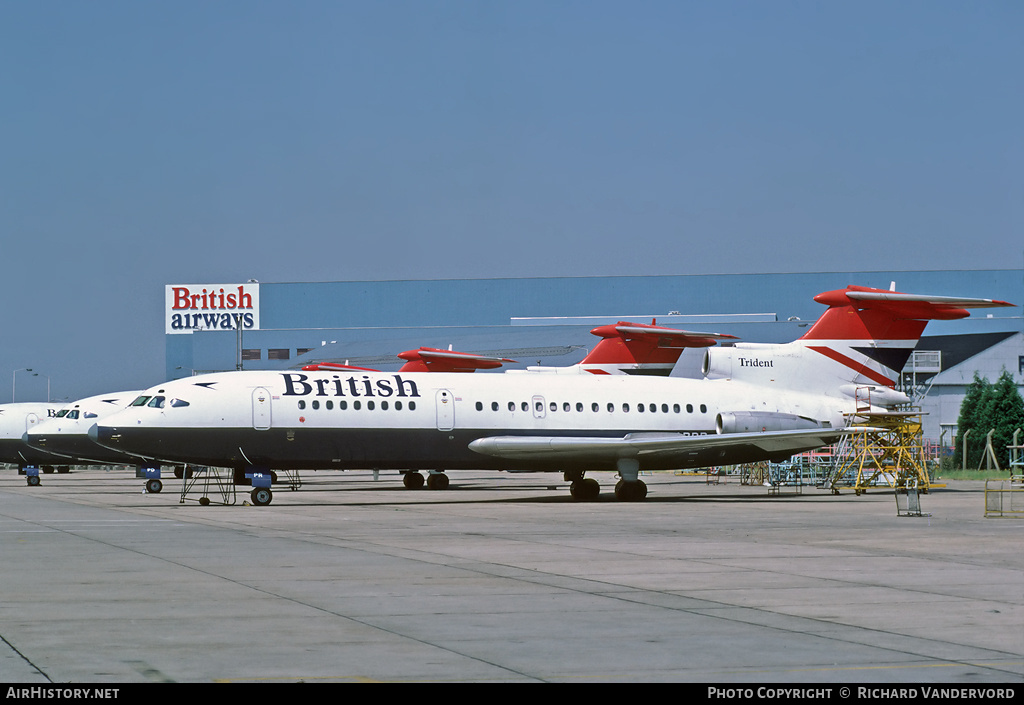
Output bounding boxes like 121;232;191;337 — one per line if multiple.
165;269;1024;443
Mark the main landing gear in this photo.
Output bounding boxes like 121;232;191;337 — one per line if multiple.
402;470;450;490
566;459;648;502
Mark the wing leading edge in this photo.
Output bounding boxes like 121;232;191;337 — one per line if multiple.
468;426;859;466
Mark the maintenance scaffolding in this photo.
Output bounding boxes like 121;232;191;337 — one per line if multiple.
825;409;931;495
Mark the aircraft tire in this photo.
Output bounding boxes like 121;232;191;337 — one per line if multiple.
403;472;425;489
614;480;647;501
145;479;163;494
426;473;450;490
570;478;600;501
26;476;40;487
251;488;273;506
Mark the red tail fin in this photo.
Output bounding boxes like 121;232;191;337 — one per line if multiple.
582;321;737;375
798;285;1014;387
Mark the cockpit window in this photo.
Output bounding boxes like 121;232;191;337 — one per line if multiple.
130;396;152;407
54;410;69;418
67;410;80;419
84;412;98;419
169;398;190;408
147;396;166;408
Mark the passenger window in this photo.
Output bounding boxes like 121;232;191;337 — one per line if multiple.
326;401;333;410
381;401;389;410
340;401;348;410
622;403;630;412
367;401;375;410
686;404;693;413
354;401;362;410
312;400;320;410
700;404;707;413
298;400;306;409
637;404;644;413
393;401;400;410
607;403;614;412
563;402;570;412
491;402;498;411
673;404;680;413
649;404;656;413
661;404;668;413
550;402;557;412
592;403;599;412
522;402;528;412
508;401;515;412
409;401;416;411
475;402;483;411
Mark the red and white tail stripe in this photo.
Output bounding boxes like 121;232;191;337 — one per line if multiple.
797;285;1013;387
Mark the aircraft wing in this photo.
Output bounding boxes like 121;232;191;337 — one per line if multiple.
468;427;856;464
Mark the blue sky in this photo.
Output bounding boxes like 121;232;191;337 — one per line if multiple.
2;1;1021;401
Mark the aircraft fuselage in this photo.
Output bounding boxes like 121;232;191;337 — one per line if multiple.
92;370;851;473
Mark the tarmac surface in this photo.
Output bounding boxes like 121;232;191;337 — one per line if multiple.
0;467;1021;684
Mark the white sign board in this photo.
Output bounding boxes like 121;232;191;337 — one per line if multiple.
165;283;260;335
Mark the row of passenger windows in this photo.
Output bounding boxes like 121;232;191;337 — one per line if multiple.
297;399;417;411
475;400;709;414
295;398;708;414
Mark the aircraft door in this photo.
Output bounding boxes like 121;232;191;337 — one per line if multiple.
532;395;546;419
436;389;454;431
25;413;40;433
252;387;272;431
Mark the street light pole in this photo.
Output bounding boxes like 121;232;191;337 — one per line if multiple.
12;368;32;402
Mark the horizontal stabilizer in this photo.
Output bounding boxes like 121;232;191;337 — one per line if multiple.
814;285;1014;321
301;362;379;372
590;321;738;348
398;347;517;373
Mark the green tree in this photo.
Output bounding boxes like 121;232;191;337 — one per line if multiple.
956;372;991;469
982;369;1024;470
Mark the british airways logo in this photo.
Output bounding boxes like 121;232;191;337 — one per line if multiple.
165;283;260;335
281;373;420;399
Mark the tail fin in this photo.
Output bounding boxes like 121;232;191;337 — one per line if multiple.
798;285;1013;387
702;285;1013;406
580;321;737;375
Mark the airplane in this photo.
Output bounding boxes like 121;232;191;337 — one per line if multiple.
0;401;68;483
89;285;1014;505
21;390;169;487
